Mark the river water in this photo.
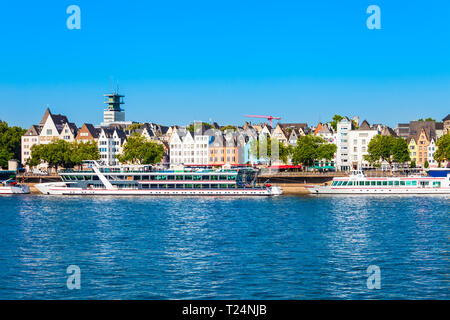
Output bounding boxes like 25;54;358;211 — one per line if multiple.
0;195;448;299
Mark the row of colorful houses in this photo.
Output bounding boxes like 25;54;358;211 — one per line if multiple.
20;91;450;171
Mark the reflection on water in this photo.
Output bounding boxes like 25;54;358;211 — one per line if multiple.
0;195;448;299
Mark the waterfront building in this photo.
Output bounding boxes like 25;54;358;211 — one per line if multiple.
21;125;41;166
427;138;437;168
21;108;75;167
415;127;431;167
98;128;127;166
335;117;353;171
169;127;211;166
271;124;289;145
347;120;379;170
408;137;418;165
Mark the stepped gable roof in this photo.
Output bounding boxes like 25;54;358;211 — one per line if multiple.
25;125;41;136
39;108;52;127
358;120;371;130
114;128;127;143
407;134;421;144
100;127;116;138
67;122;78;135
48;113;70;134
314;123;323;135
83;123;100;139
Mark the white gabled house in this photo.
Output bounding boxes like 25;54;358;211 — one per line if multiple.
98;128;127;166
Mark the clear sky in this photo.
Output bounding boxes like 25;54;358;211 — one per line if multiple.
0;0;449;129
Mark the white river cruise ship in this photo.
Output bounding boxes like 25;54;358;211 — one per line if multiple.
305;169;450;195
35;161;282;196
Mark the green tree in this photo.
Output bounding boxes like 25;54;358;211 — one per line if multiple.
434;134;450;166
27;139;73;172
410;160;416;168
126;123;144;131
27;140;100;171
424;160;429;168
221;125;237;131
70;141;100;166
365;135;411;170
0;121;27;168
391;137;411;164
418;118;435;122
291;135;337;169
330;115;344;131
118;134;164;165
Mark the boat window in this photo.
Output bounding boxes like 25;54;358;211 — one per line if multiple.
342;181;348;186
337;181;343;186
133;176;141;181
375;181;380;186
412;181;417;186
388;181;393;186
168;184;175;188
176;175;184;180
400;181;406;186
331;181;337;186
394;181;399;186
202;175;210;181
142;175;149;180
167;175;175;180
433;182;441;188
365;181;370;186
185;176;193;180
347;181;353;186
142;184;149;189
176;184;184;189
382;181;387;186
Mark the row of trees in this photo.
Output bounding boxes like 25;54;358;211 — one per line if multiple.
364;135;410;169
0;121;27;168
28;140;100;172
27;134;165;171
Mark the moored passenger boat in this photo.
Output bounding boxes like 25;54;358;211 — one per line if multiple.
0;171;30;194
35;161;282;196
305;170;450;195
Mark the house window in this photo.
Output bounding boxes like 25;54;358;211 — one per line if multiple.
47;129;52;135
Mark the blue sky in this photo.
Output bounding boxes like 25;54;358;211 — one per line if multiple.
0;0;449;129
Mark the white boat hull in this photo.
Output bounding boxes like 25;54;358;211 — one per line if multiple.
305;185;450;195
0;185;30;194
36;182;283;196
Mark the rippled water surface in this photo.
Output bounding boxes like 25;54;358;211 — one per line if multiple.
0;195;448;299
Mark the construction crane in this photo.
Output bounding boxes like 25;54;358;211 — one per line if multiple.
244;115;281;127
